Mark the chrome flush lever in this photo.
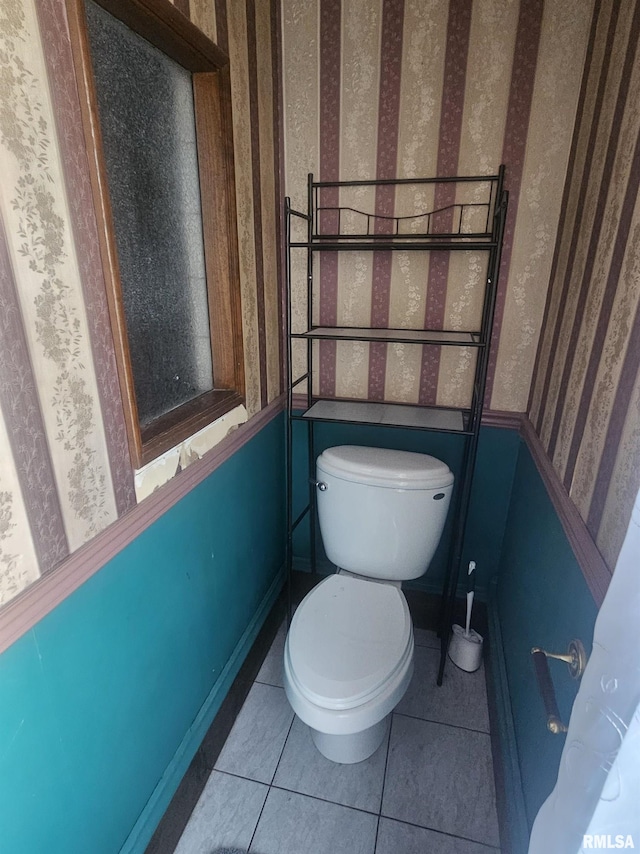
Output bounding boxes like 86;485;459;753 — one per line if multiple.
308;478;327;491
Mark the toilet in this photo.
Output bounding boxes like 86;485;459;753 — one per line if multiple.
284;445;454;764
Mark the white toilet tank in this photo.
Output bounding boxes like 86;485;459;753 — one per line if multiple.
316;445;454;581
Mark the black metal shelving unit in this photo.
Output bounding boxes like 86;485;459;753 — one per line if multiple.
285;169;508;685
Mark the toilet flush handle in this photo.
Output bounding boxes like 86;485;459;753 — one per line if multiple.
314;480;328;491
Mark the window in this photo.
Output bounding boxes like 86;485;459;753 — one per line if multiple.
67;0;244;467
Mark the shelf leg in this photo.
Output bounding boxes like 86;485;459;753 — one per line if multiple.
437;435;474;686
308;421;318;575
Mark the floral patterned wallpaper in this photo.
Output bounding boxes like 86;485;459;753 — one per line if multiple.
0;0;283;606
0;0;120;603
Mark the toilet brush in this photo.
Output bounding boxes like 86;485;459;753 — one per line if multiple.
465;561;475;637
448;560;484;672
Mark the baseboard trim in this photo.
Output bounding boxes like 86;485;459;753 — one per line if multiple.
119;564;287;854
487;579;530;854
519;416;610;606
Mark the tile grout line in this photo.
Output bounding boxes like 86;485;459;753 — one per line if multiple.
254;677;282;688
373;814;381;854
271;707;296;783
246;698;295;853
268;782;383;816
394;709;491;736
246;781;270;854
377;812;502;850
378;716;395;816
198;769;502;851
373;714;395;853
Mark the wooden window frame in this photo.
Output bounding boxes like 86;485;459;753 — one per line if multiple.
66;0;245;468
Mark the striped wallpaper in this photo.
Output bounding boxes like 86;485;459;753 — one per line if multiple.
282;0;593;412
0;0;282;606
530;0;640;572
2;0;636;608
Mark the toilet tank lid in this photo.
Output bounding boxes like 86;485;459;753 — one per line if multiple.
317;445;453;489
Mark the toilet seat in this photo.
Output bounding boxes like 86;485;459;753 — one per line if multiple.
286;574;413;711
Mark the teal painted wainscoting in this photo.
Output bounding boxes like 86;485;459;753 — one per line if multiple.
292;420;521;600
0;414;285;854
494;439;599;845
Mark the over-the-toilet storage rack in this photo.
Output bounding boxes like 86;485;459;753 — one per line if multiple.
285;168;508;684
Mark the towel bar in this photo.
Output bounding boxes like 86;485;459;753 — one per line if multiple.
531;640;587;734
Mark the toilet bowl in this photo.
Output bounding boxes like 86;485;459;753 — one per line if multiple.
284;573;414;762
284;446;454;763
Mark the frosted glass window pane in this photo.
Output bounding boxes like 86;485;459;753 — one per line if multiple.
86;1;213;427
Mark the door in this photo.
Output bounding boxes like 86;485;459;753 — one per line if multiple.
528;490;640;853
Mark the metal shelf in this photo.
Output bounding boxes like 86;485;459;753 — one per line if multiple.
285;167;509;688
292;327;482;347
296;399;469;433
291;238;498;252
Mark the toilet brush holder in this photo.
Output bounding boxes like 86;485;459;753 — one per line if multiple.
448;624;484;672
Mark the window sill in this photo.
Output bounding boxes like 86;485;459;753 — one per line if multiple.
134;401;249;501
139;389;245;467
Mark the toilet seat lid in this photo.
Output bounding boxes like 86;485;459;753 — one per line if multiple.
286;574;413;710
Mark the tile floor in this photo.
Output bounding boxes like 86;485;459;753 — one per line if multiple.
173;622;501;854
